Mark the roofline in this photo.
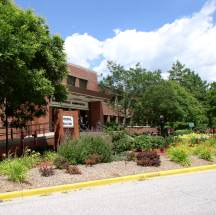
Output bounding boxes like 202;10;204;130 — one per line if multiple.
67;63;97;75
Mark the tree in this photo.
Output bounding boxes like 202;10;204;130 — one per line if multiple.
207;82;216;128
137;81;207;127
100;62;162;126
169;61;208;102
0;1;67;155
100;62;133;126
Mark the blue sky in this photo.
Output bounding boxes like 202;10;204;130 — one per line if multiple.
14;0;216;81
15;0;207;39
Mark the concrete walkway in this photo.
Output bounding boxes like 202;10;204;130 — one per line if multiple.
1;170;216;215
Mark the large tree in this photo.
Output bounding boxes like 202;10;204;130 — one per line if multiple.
135;81;207;127
169;61;208;102
207;82;216;128
0;0;68;155
100;62;162;126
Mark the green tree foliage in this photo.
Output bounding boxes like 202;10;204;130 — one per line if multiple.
134;81;207;126
0;0;67;127
169;61;208;102
207;82;216;127
100;62;161;126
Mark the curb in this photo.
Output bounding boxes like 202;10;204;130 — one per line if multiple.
1;164;216;201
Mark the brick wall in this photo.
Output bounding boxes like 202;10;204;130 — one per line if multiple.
67;64;99;92
89;101;104;128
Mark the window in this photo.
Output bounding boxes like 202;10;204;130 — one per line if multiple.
79;78;88;89
67;76;76;87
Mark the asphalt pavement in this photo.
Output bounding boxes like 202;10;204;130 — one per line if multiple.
1;170;216;215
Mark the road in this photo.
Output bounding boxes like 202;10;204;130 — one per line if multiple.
1;170;216;215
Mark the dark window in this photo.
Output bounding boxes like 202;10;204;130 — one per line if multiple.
79;79;88;89
67;76;76;87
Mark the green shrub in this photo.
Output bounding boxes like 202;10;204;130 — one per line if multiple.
0;159;27;182
193;146;213;161
133;135;151;150
112;134;134;153
165;135;175;146
58;136;112;164
168;147;191;166
151;136;165;149
19;149;42;169
190;136;200;145
133;135;165;151
104;122;122;132
43;151;58;162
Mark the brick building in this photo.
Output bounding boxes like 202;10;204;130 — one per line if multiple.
50;64;122;131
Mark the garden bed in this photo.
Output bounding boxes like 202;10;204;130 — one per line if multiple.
0;154;215;193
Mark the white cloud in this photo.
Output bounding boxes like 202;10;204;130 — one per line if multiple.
64;33;102;68
64;0;216;81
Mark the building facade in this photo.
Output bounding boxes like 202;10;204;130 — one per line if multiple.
50;64;122;131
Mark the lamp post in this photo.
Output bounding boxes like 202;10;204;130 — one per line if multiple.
160;115;165;137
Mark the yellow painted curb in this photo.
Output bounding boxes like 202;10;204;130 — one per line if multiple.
0;164;216;201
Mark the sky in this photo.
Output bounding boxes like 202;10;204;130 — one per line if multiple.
15;0;216;81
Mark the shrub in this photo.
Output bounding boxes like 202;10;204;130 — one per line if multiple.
190;136;200;145
84;153;102;166
54;156;70;169
168;147;191;166
165;135;175;146
105;122;122;132
21;150;42;169
0;159;27;182
112;134;134;153
43;151;58;162
150;136;165;149
58;136;112;164
136;151;161;167
66;165;82;175
133;135;165;151
39;162;54;177
133;135;151;151
193;146;213;161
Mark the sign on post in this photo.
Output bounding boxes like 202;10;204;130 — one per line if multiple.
63;116;74;128
188;122;194;128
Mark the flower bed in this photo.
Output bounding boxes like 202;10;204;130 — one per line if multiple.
0;154;215;193
0;133;215;193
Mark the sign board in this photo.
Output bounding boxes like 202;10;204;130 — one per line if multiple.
63;116;74;128
188;122;195;128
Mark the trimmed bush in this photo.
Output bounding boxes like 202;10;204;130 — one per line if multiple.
133;135;151;151
168;147;191;166
133;135;165;151
136;151;161;167
58;135;112;165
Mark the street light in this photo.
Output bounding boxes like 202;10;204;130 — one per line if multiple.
159;115;165;137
